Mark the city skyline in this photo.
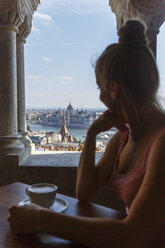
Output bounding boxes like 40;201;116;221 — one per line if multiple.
26;102;106;111
25;0;165;109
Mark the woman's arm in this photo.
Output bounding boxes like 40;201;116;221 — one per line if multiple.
76;130;121;202
76;110;126;202
8;205;129;248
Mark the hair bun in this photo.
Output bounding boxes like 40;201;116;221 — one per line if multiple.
118;20;147;47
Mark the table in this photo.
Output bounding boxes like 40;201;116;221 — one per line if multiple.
0;182;125;248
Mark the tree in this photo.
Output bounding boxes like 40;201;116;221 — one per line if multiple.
27;123;31;132
73;137;78;142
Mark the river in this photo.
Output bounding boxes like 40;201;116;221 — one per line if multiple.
29;124;116;141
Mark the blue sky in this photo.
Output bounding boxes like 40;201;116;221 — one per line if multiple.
25;0;165;109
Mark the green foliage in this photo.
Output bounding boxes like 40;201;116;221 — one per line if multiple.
73;136;78;142
33;141;38;147
27;123;31;132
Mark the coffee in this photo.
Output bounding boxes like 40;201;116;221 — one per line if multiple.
26;183;58;208
29;185;55;194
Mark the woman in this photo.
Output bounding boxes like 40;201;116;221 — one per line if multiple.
8;20;165;248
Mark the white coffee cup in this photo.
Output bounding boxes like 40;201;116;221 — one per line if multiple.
26;183;58;208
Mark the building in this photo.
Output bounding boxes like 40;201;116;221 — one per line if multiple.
59;113;73;142
28;114;74;150
66;101;74;124
27;102;103;129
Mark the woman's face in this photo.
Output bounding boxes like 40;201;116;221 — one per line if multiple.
99;84;111;108
99;84;117;115
99;82;122;116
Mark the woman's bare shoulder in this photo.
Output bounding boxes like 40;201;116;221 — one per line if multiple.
109;130;124;143
106;130;126;150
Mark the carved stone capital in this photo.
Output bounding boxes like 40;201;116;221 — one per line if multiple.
19;0;40;38
109;0;128;29
130;0;165;40
109;0;165;42
0;0;40;36
18;15;32;38
17;0;25;22
0;0;24;30
0;0;15;13
131;0;165;16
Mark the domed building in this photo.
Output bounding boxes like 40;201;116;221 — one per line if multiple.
66;101;74;124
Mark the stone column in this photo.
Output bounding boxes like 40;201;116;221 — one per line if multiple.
0;24;24;155
0;0;40;160
17;34;32;157
16;0;40;160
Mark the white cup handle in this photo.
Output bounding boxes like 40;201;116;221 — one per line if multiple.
26;188;30;197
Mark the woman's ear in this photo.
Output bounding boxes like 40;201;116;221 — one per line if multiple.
109;81;119;100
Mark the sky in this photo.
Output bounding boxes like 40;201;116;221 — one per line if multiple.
25;0;165;109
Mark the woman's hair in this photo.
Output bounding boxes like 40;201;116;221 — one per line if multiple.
95;20;159;105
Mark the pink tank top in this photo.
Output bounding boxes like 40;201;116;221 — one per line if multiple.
109;129;165;246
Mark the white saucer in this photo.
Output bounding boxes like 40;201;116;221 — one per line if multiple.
19;197;68;213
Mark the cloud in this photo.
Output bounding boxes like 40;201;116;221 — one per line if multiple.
26;63;43;66
55;76;72;81
42;57;52;62
34;12;53;27
26;75;39;80
32;24;41;34
46;79;55;83
26;43;41;47
34;12;52;21
25;74;72;84
31;93;42;97
26;75;41;84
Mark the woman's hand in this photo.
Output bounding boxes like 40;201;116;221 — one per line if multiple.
7;204;43;235
88;110;127;135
